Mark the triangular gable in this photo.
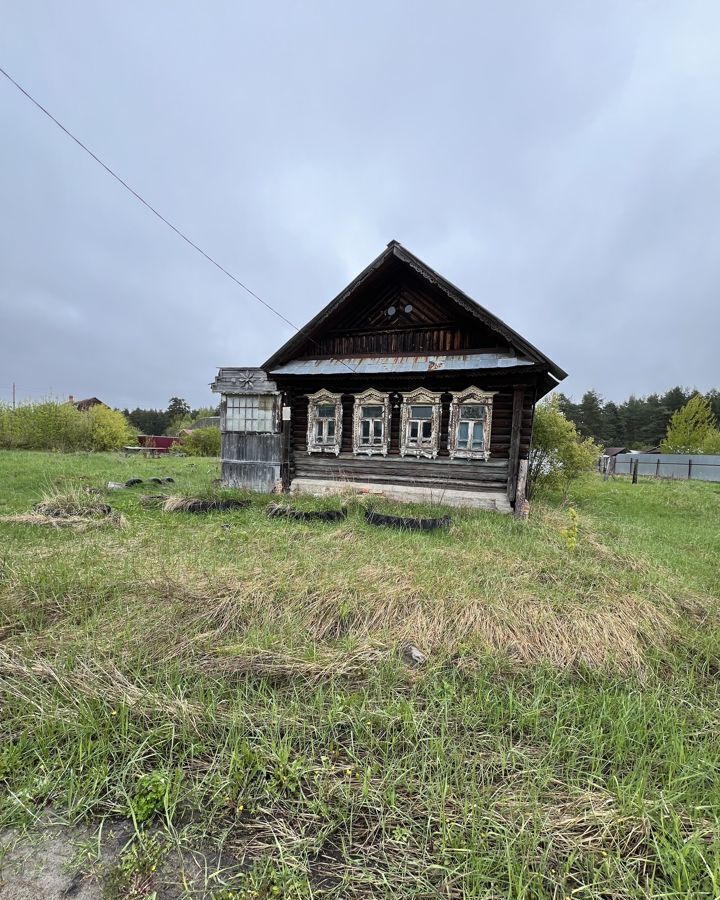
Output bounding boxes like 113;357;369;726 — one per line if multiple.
262;241;567;382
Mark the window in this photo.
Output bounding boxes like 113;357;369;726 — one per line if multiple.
306;390;342;454
224;394;277;432
314;403;337;445
400;389;442;458
352;390;390;455
448;388;496;460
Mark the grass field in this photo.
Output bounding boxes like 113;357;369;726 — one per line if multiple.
1;450;719;899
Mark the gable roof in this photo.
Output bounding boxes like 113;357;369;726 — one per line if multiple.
262;240;567;382
70;397;105;411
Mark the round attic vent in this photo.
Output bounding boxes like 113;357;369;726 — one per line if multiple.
387;305;396;316
404;304;413;314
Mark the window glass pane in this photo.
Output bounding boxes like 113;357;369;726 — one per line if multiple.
226;394;276;432
460;404;484;419
317;404;335;417
410;421;418;439
421;421;432;439
362;405;383;417
472;434;484;449
361;420;370;439
458;422;469;447
373;421;382;438
316;422;323;440
410;405;432;418
327;420;335;438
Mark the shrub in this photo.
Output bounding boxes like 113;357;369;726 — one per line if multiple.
87;404;135;451
528;397;600;498
661;394;720;454
0;401;134;452
179;426;220;457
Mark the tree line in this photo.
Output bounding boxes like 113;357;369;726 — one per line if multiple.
122;397;219;436
555;386;720;449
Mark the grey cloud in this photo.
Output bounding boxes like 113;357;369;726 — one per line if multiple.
1;1;718;409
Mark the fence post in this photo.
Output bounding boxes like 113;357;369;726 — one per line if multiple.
632;458;638;484
688;458;693;480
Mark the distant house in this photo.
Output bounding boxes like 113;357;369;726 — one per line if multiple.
600;446;628;474
211;241;567;513
68;395;105;412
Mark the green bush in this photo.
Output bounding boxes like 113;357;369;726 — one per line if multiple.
86;404;135;451
179;426;220;457
528;397;600;498
0;401;135;452
661;394;720;454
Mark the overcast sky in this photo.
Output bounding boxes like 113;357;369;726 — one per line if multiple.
1;2;719;410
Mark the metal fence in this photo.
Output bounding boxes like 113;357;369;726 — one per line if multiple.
611;453;720;482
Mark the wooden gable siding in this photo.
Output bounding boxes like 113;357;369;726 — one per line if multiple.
294;263;511;359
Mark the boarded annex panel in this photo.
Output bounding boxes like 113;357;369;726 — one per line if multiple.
221;433;284;492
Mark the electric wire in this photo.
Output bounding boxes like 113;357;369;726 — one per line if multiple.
0;64;359;374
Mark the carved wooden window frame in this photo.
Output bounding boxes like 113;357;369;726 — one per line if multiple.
352;389;390;456
306;390;343;455
399;388;442;458
448;387;497;460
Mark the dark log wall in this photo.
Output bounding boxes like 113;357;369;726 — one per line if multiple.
278;373;537;495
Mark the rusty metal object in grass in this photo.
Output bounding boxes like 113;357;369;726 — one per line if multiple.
364;508;451;532
266;503;347;522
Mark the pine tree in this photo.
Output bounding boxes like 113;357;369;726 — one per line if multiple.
577;390;605;442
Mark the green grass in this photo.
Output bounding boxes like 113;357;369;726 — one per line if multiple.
1;451;719;898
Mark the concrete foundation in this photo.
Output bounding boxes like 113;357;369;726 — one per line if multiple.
290;477;512;513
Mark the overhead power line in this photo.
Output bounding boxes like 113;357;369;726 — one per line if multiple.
0;64;351;369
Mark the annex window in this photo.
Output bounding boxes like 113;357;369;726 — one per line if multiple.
400;389;442;458
306;390;342;455
352;389;390;455
448;387;496;460
224;394;277;432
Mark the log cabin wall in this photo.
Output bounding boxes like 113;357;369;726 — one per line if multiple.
276;372;537;497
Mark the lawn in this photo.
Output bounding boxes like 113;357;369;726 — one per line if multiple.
0;450;719;899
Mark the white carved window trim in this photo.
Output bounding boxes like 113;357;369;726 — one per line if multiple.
306;390;343;455
399;388;442;458
448;387;497;460
352;389;391;456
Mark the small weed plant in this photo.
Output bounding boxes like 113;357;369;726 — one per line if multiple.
130;771;169;824
560;505;579;551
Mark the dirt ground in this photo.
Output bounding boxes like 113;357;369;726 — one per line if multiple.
0;824;110;900
0;821;222;899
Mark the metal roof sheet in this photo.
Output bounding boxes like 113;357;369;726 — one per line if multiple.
270;353;533;376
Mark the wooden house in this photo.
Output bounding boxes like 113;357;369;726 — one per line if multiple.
211;241;566;512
